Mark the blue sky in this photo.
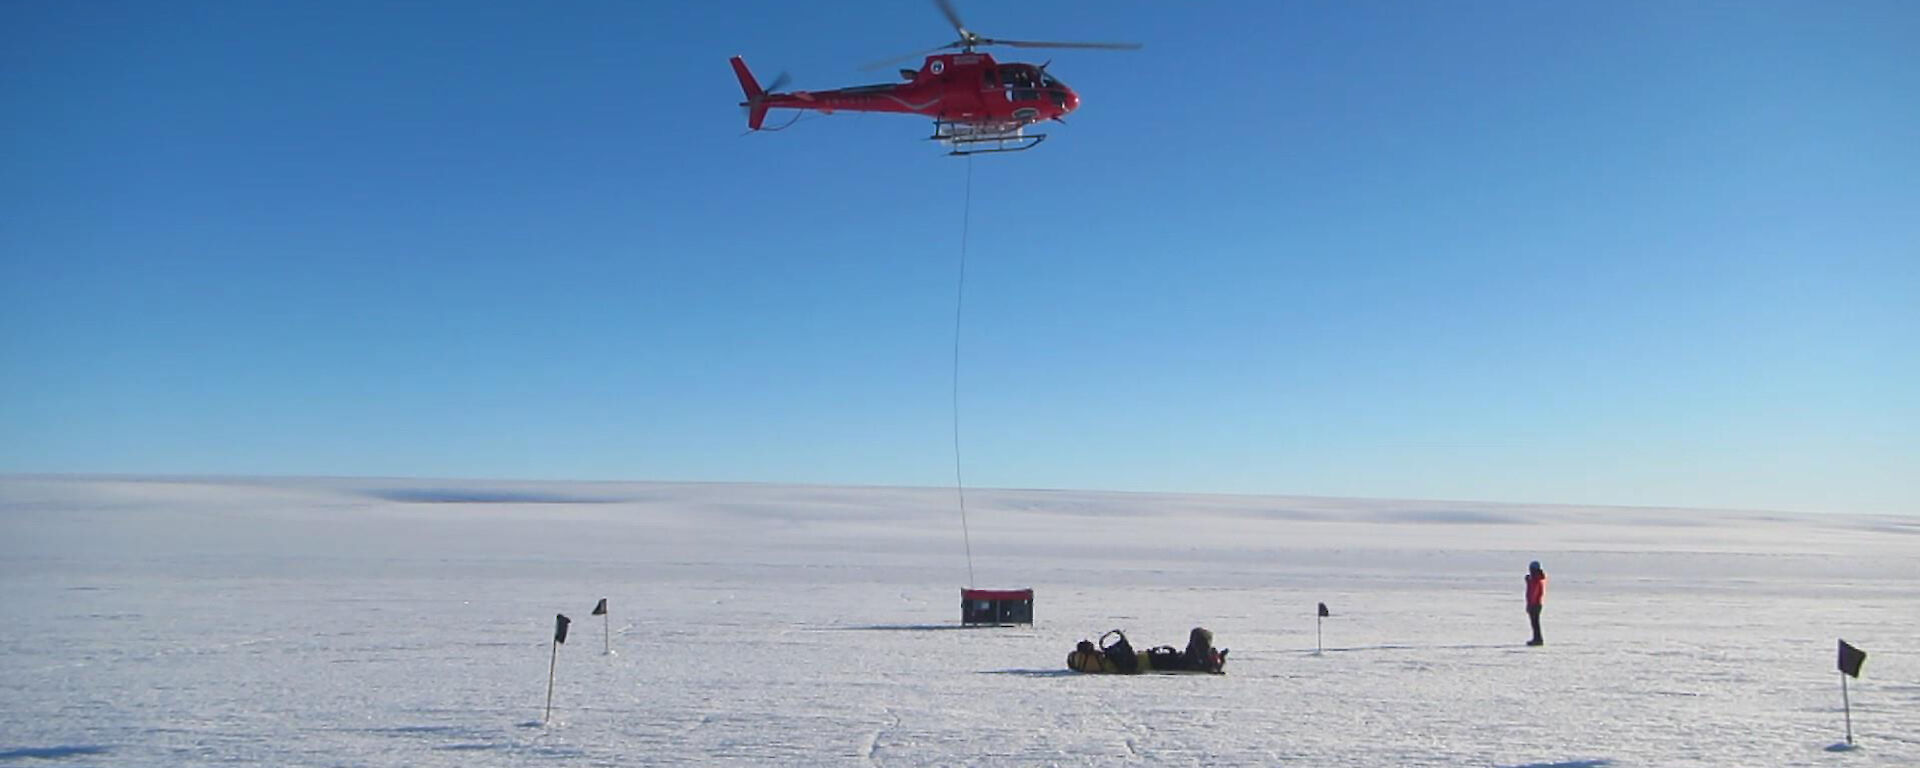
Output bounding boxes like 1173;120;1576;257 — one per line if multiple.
2;1;1915;515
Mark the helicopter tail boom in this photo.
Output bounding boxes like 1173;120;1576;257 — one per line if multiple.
730;56;771;130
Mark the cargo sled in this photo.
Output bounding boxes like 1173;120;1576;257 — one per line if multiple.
1067;628;1227;675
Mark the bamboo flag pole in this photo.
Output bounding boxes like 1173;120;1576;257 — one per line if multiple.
545;614;570;724
1317;602;1329;655
1842;671;1853;746
1837;638;1866;747
593;598;610;656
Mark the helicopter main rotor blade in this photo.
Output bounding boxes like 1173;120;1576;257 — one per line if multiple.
858;43;959;72
857;1;1140;72
986;38;1143;51
934;0;971;40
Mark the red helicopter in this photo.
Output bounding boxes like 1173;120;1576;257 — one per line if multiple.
730;0;1139;155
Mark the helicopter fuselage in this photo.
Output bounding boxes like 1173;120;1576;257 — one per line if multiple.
732;52;1078;130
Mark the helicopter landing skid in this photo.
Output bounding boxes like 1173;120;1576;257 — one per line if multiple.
932;121;1046;155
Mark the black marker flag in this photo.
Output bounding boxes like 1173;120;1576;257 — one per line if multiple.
1837;639;1867;746
592;598;608;616
554;614;571;644
1318;602;1330;618
1838;640;1866;678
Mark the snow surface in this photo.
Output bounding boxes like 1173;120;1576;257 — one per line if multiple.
2;475;1916;766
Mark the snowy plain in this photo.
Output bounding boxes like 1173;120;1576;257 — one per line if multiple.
1;475;1915;767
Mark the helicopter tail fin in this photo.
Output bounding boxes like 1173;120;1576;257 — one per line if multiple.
730;56;770;130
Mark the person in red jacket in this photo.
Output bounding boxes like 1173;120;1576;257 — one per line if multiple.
1525;560;1547;646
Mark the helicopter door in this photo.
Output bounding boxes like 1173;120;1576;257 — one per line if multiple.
998;65;1040;104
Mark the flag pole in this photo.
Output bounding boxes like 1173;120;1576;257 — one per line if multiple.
1315;602;1329;655
544;634;559;724
592;598;611;656
1842;671;1853;746
1837;638;1866;747
546;613;570;723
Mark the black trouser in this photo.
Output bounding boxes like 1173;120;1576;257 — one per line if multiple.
1527;604;1543;644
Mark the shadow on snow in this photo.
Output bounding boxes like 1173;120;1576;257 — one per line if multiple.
1499;760;1614;768
1303;643;1524;654
978;669;1079;678
821;624;1017;632
0;746;112;761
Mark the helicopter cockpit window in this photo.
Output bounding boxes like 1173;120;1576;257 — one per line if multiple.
1039;72;1060;89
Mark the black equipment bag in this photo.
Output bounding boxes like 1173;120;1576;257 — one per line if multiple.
1099;629;1138;673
